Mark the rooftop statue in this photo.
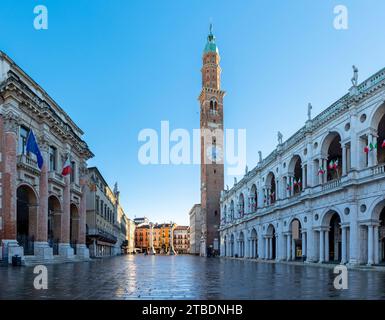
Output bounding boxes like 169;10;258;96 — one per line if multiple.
351;65;359;87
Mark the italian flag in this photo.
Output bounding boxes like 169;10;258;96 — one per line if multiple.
297;178;302;187
365;142;377;153
318;167;325;175
382;139;385;148
62;157;72;176
293;179;298;187
329;160;334;170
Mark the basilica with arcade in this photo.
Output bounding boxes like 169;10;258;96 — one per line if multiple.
220;65;385;266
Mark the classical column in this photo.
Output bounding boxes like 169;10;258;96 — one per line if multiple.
275;234;279;260
324;231;329;262
264;237;268;259
76;164;90;258
368;134;374;167
302;164;306;190
342;144;347;176
367;225;374;265
323;159;328;184
291;236;296;260
2;111;24;263
319;231;324;263
268;237;273;259
373;135;378;167
341;226;347;264
318;159;323;185
374;226;379;265
59;174;74;258
286;234;291;261
35;136;53;259
302;231;307;259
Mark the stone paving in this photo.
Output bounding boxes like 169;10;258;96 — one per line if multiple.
1;255;385;300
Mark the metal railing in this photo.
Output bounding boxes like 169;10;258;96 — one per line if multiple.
322;178;342;191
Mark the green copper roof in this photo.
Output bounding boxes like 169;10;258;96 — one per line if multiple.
204;24;219;54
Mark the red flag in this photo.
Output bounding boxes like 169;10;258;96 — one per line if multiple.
62;157;72;176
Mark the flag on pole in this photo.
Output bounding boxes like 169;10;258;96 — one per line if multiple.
62;156;72;176
382;139;385;148
298;178;302;187
26;129;44;169
333;159;339;169
364;145;369;153
318;167;325;175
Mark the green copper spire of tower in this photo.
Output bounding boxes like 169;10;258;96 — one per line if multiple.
204;23;219;54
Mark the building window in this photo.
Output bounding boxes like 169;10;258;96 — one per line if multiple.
49;146;57;171
70;161;76;183
19;126;29;155
95;196;100;213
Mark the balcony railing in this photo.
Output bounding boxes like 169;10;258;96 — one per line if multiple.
372;163;385;176
71;182;82;194
48;171;64;184
17;154;40;173
322;178;341;192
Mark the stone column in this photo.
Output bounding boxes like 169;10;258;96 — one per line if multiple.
324;230;329;262
264;237;268;259
323;159;328;184
59;174;74;258
374;226;379;265
291;236;296;260
302;164;306;190
76;164;90;259
268;237;273;259
319;231;324;263
342;144;347;176
349;206;359;265
368;134;374;167
341;226;347;264
286;234;291;261
302;231;307;260
318;159;323;185
2;111;24;263
373;135;378;167
35;136;53;260
275;235;279;261
367;225;374;265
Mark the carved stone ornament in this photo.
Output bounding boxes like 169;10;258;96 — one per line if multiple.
3;111;20;134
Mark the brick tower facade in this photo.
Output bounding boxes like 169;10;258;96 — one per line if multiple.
199;25;225;256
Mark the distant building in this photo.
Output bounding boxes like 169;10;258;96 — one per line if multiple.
173;226;190;254
189;204;202;255
85;167;132;258
134;217;149;225
135;224;149;253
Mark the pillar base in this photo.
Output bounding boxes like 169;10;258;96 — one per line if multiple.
34;242;53;260
149;247;156;255
58;243;74;258
347;259;359;267
76;244;90;259
2;240;24;264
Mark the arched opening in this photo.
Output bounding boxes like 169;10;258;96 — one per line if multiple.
266;224;276;260
322;211;342;263
249;184;257;213
230;200;234;221
16;185;38;255
230;234;235;257
238;193;245;218
251;228;258;258
70;204;80;254
266;173;276;205
48;195;62;255
289;156;303;195
322;132;342;182
238;232;245;257
290;219;302;260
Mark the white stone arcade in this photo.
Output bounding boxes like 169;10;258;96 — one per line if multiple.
220;66;385;267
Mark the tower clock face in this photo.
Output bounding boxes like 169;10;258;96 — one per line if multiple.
206;145;223;162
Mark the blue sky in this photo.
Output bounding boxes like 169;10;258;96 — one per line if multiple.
1;0;385;225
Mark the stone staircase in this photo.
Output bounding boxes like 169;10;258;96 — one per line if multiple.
24;255;91;266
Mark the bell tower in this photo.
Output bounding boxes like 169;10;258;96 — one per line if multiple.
199;24;225;256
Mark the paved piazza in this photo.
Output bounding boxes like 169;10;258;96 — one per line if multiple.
1;255;385;300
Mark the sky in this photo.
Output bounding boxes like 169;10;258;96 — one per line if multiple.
1;0;385;225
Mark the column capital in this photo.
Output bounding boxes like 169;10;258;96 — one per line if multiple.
3;110;20;134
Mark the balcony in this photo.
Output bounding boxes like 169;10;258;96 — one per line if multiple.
17;154;40;175
48;171;65;186
87;228;117;244
71;182;82;195
372;163;385;176
322;178;342;192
